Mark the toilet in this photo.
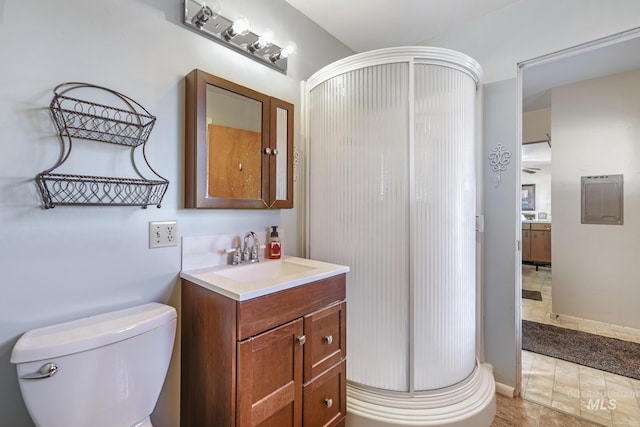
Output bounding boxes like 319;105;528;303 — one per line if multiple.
10;302;177;427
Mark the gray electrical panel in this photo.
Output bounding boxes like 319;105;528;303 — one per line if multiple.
581;174;623;225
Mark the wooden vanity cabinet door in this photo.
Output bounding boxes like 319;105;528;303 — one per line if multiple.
302;360;346;427
303;301;346;383
237;319;304;427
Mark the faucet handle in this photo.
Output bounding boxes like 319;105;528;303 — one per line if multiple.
226;247;242;265
251;244;267;261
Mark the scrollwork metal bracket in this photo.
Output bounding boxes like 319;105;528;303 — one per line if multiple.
488;143;512;188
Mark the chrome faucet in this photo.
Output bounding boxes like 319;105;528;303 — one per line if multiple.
242;231;261;264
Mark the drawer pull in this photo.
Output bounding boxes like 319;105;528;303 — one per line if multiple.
297;335;306;346
324;398;333;408
323;335;333;344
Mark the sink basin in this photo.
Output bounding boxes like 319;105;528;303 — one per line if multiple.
212;258;316;283
180;256;349;301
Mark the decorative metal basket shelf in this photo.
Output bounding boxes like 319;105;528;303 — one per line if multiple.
37;173;169;208
50;94;156;147
37;83;169;209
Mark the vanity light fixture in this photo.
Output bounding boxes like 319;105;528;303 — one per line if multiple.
247;29;274;53
191;1;221;28
183;0;296;74
270;41;297;63
221;16;250;40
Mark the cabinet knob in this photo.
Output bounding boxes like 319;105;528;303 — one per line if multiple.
323;335;333;344
272;148;279;155
296;335;306;346
264;147;272;155
324;398;333;408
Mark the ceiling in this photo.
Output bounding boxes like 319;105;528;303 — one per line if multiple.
284;0;521;53
286;2;640;112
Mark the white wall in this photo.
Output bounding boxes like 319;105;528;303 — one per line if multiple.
423;0;640;390
0;1;353;425
523;108;550;143
482;78;519;389
552;69;640;328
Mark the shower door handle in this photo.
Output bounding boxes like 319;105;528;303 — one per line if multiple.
21;363;58;380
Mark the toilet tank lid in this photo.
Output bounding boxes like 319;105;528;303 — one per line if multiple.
10;303;177;364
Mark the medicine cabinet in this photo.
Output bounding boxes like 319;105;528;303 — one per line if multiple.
184;69;293;209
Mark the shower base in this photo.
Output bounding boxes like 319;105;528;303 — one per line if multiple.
346;361;495;427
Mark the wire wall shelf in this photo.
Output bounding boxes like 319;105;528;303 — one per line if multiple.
37;83;169;209
50;94;156;147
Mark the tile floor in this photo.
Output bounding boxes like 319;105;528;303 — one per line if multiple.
519;264;640;426
492;392;601;426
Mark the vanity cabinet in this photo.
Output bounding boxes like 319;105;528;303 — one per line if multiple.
522;222;551;265
181;274;347;427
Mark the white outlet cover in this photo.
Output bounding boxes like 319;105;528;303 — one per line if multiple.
149;221;178;248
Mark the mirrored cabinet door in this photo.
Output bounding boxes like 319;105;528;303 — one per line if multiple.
268;98;294;208
185;69;293;209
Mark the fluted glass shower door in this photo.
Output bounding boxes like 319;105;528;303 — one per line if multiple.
309;62;411;391
308;48;481;395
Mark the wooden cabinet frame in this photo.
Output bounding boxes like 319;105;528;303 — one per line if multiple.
181;274;347;427
184;69;294;209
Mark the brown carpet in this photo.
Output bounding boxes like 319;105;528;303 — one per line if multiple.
522;320;640;380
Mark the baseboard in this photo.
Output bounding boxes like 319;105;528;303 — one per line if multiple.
495;382;515;397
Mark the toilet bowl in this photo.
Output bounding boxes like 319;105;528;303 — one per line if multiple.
10;302;177;427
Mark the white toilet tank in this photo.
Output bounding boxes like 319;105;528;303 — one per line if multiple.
10;302;177;427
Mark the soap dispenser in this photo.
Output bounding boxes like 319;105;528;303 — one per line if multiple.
268;226;281;259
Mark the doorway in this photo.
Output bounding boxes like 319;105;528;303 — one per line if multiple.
517;27;640;426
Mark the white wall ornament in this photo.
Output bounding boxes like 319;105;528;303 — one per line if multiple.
488;143;511;187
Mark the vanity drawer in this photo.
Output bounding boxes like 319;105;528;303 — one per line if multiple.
522;223;531;231
304;301;346;382
237;274;346;340
303;360;346;427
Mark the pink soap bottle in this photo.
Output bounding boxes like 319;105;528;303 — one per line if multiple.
268;226;281;259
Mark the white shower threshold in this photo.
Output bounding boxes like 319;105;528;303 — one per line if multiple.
346;361;496;427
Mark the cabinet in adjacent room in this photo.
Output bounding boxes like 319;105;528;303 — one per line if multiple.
522;222;551;265
521;223;531;262
181;274;347;427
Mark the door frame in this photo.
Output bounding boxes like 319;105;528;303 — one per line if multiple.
515;26;640;396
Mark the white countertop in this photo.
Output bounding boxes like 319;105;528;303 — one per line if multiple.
522;220;552;224
180;256;349;301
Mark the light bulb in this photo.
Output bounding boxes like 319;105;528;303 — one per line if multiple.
259;29;275;47
270;41;297;62
231;16;250;36
206;1;222;18
191;1;221;28
280;41;297;58
248;29;275;52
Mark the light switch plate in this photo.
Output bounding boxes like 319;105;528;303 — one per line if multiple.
149;221;178;248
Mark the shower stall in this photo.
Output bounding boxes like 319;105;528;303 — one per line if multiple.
306;47;495;426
